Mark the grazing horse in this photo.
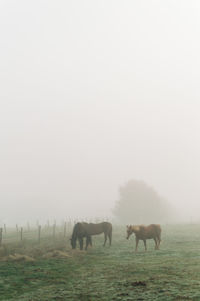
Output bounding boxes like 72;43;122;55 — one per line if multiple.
126;224;161;252
71;222;112;250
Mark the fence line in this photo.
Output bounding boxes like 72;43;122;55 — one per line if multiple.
0;217;113;245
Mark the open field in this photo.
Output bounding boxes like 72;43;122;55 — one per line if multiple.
0;224;200;300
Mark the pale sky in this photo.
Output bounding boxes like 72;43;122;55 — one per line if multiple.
1;0;200;224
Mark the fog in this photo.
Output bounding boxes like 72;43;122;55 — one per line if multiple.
1;0;200;225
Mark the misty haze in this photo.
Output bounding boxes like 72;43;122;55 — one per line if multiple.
1;1;200;226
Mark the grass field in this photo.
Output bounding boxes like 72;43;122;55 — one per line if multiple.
0;224;200;300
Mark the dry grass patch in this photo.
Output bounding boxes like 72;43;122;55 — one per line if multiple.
0;253;35;262
42;250;71;259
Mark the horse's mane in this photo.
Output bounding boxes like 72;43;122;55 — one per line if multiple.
72;222;81;239
72;222;88;239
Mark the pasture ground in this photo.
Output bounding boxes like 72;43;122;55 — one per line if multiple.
0;224;200;300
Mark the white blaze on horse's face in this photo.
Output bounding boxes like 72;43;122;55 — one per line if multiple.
126;225;133;239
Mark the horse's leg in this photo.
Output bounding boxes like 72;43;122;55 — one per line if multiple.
88;236;92;247
154;237;158;250
158;233;161;249
103;233;107;246
85;236;90;250
81;238;84;250
85;236;92;250
143;239;147;251
156;235;161;249
135;237;139;252
109;231;112;246
79;238;83;250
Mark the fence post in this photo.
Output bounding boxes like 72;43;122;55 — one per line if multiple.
38;225;41;243
68;219;71;230
20;227;23;241
27;222;30;232
64;222;67;238
16;224;18;232
4;224;6;234
53;223;56;239
0;228;3;246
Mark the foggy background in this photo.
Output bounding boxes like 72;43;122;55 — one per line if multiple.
1;0;200;225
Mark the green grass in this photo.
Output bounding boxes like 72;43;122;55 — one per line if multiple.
0;224;200;300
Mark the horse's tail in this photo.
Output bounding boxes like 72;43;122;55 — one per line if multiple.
156;225;161;246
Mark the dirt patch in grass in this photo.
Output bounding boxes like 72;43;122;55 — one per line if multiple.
130;281;147;287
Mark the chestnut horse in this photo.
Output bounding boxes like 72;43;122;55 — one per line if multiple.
126;224;161;251
71;222;112;250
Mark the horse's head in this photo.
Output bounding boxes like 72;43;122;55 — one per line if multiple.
70;222;81;249
126;225;133;239
70;236;77;249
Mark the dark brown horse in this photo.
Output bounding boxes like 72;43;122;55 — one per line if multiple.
71;222;112;250
126;224;161;251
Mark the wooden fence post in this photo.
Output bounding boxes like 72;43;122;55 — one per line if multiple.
20;227;23;241
68;219;71;230
38;225;41;243
16;224;18;232
27;222;30;232
0;228;3;246
64;222;67;237
53;223;56;239
4;224;6;234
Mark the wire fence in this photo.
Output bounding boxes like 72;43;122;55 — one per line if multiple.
0;217;112;246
